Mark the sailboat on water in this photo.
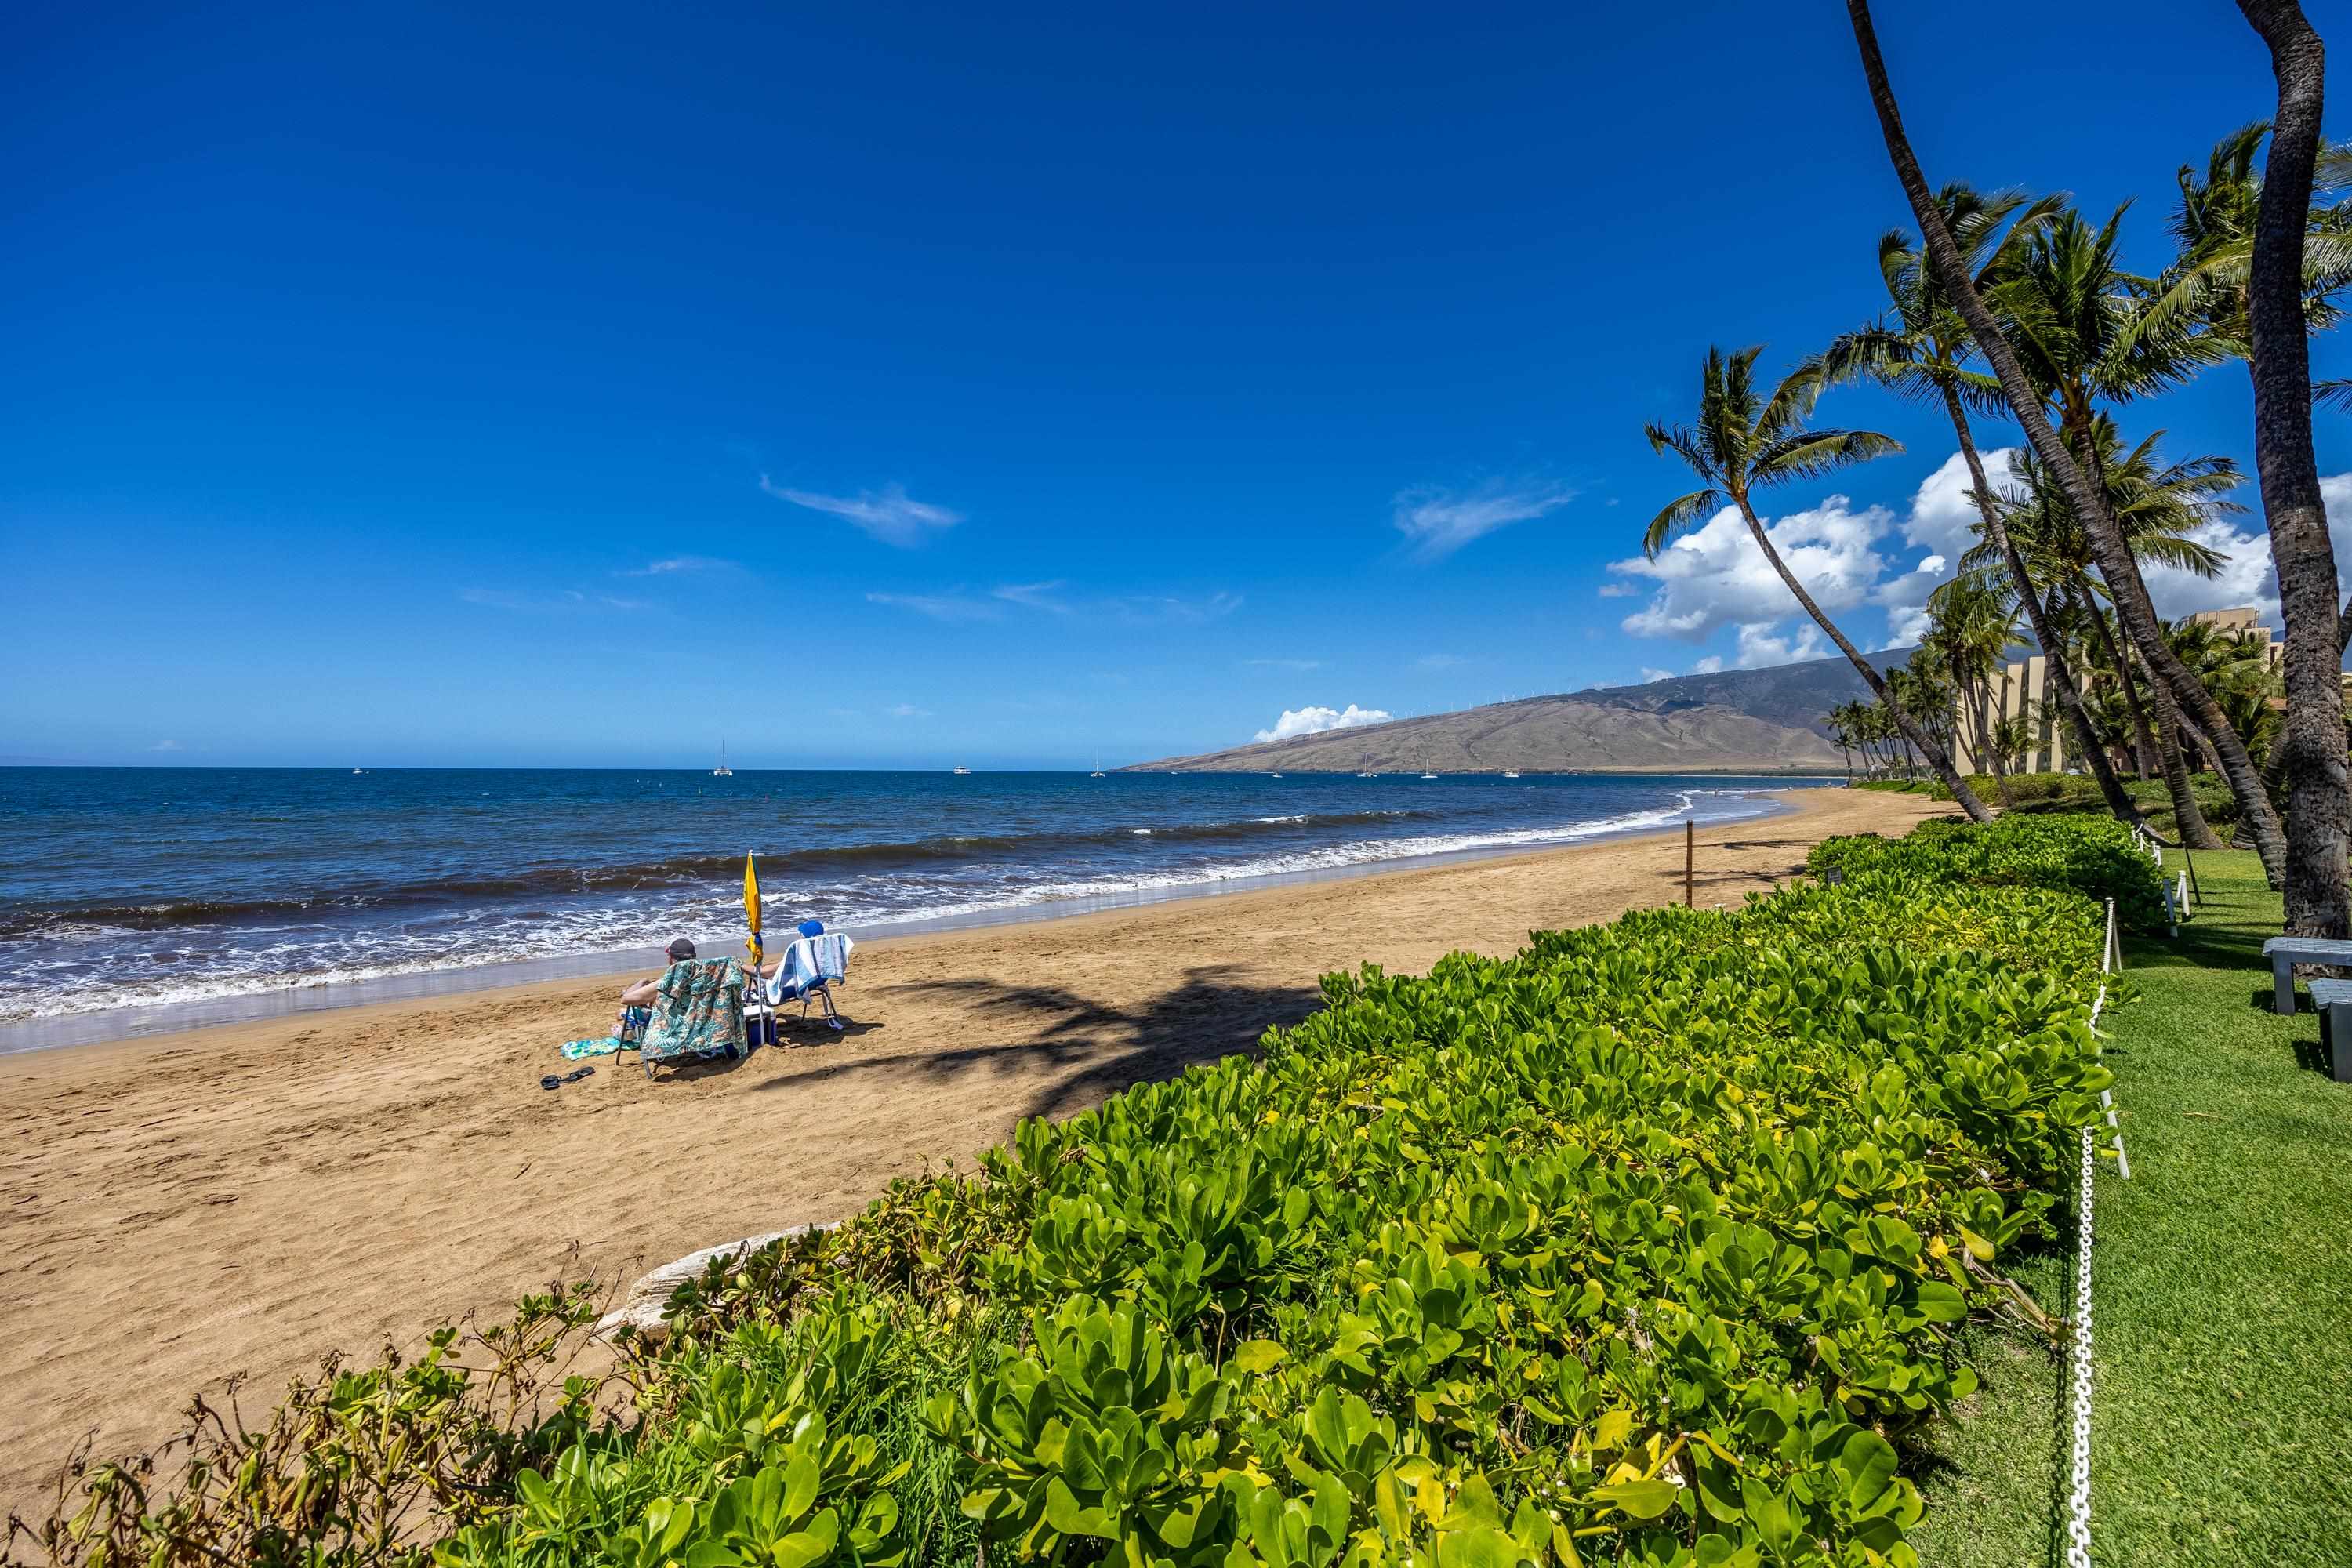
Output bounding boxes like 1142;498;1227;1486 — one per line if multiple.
713;746;733;778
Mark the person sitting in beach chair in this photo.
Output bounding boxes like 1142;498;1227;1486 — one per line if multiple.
618;938;754;1078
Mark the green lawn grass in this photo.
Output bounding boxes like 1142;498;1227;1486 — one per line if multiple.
1915;850;2352;1566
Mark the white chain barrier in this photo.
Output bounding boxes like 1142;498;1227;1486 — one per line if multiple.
2067;895;2129;1568
2066;1117;2098;1568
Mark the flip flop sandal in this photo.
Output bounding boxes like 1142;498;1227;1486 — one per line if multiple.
565;1066;595;1082
540;1075;562;1091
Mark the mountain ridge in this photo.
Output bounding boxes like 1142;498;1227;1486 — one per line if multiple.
1120;651;1911;774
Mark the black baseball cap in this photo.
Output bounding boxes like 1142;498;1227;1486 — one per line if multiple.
666;938;697;960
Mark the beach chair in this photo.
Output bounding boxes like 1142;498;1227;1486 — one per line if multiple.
768;922;855;1033
626;957;750;1079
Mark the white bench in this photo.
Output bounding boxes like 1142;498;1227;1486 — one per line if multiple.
2305;978;2352;1083
2259;935;2352;1016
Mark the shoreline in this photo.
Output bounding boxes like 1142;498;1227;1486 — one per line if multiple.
0;786;1949;1519
1;785;1815;1056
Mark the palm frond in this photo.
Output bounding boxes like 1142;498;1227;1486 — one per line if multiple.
1755;360;1824;443
1643;420;1714;479
1816;322;1917;387
1642;488;1722;559
1751;428;1904;487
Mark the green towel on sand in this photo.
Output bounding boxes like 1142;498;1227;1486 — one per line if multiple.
561;1035;623;1060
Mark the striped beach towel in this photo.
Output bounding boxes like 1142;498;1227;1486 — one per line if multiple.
768;932;855;1000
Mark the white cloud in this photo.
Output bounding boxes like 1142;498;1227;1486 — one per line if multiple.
1254;703;1395;743
1733;622;1829;667
1392;481;1573;561
1611;455;2350;670
460;586;647;612
621;555;732;577
1902;448;2015;559
151;739;182;751
2139;473;2352;627
1109;591;1243;623
1606;495;1893;641
865;590;1003;622
887;702;931;719
1682;623;1832;675
1640;667;1675;684
993;580;1070;612
762;477;963;546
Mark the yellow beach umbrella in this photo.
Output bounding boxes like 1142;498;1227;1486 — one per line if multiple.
743;852;763;967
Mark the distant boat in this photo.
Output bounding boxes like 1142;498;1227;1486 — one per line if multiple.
1090;771;1106;778
1356;771;1377;778
713;746;733;778
1420;772;1437;779
953;765;971;775
1502;769;1520;779
1271;772;1283;779
352;768;365;775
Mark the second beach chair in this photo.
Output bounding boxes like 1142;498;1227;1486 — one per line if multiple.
767;921;856;1033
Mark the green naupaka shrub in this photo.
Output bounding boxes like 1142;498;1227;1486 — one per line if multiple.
1806;811;2165;934
911;880;2107;1568
433;1300;913;1568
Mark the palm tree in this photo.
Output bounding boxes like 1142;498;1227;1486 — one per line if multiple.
1973;426;2240;792
2136;87;2352;932
1981;205;2233;847
1642;346;1993;821
1817;183;2137;822
1843;0;2291;885
2168;616;2285;766
1824;704;1858;780
1924;568;2022;794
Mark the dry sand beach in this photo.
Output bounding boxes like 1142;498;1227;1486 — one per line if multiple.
0;787;1951;1518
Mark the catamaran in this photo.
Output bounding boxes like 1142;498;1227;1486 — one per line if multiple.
713;747;733;778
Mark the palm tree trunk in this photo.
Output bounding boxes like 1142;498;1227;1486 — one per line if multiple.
2234;0;2350;936
2145;657;2227;848
1733;495;1994;821
2085;607;2158;780
2016;568;2138;814
2076;437;2222;848
1844;0;2288;884
2261;597;2352;794
2177;704;2230;779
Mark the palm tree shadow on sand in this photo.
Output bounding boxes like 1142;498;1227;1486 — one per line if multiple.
749;967;1324;1123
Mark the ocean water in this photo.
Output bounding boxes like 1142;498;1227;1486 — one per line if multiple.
0;768;1827;1046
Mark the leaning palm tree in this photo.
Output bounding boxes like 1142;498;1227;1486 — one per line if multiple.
1973;425;2239;786
1819;185;2138;822
1982;205;2232;844
1642;346;1991;821
1843;0;2290;884
2133;95;2352;933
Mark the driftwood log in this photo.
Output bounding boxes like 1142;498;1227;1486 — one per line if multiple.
593;1223;834;1341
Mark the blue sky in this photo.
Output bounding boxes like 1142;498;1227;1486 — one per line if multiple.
5;1;2348;768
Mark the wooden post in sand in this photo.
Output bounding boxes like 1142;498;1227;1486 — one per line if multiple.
1685;820;1693;908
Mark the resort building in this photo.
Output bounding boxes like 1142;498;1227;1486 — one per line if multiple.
1947;605;2279;775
